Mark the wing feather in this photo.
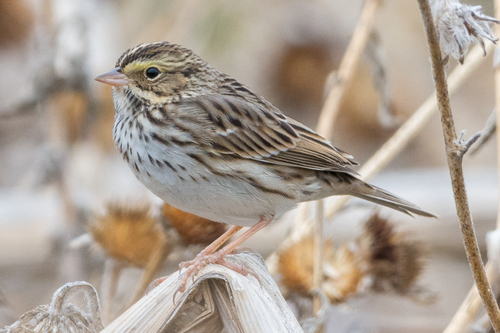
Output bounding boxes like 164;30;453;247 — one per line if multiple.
175;94;358;171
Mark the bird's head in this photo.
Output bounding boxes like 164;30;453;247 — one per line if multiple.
95;41;214;102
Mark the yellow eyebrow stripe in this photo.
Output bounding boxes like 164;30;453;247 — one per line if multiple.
123;61;157;72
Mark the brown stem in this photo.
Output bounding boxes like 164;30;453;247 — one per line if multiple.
416;0;500;331
445;1;500;331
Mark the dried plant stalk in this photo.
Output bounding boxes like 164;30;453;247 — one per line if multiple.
266;42;492;275
416;0;500;331
469;107;496;155
100;259;125;324
443;1;500;332
316;0;381;137
123;234;172;311
312;199;324;317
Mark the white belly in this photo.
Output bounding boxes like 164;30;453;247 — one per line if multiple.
134;157;299;226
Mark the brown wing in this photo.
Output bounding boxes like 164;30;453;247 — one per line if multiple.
176;94;358;172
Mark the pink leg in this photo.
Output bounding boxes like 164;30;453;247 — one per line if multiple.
150;226;242;294
175;217;273;296
212;218;272;256
179;225;243;270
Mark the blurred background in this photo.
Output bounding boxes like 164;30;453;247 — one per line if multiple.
0;0;498;332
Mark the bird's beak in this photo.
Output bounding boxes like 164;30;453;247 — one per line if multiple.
95;67;129;86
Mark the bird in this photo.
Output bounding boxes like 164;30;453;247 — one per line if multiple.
95;41;435;293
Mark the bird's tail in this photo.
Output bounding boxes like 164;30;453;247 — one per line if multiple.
347;178;436;218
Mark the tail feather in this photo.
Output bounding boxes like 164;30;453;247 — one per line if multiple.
349;182;436;218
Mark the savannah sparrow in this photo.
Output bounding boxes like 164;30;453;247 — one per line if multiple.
95;41;434;292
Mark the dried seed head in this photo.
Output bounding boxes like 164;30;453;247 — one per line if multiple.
278;236;316;294
1;282;103;333
431;0;499;64
358;213;396;266
278;214;428;303
88;202;167;268
357;213;426;295
161;203;227;246
277;236;363;303
390;242;426;294
322;244;363;303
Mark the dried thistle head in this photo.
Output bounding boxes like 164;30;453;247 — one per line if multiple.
431;0;499;64
88;202;167;268
277;236;363;303
2;282;103;333
278;236;316;294
161;203;227;246
322;244;363;303
278;214;427;303
357;213;426;295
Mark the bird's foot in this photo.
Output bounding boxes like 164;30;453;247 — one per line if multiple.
146;273;173;294
178;249;247;290
173;249;260;302
172;218;272;303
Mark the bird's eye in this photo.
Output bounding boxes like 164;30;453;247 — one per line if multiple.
145;67;160;79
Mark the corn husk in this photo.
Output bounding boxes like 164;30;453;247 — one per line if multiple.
102;252;303;333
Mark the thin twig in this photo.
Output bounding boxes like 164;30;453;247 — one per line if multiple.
266;43;492;274
469;108;496;156
316;0;382;138
312;200;324;320
416;0;500;331
122;234;172;311
100;259;125;325
454;130;481;157
366;30;399;128
301;289;329;333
